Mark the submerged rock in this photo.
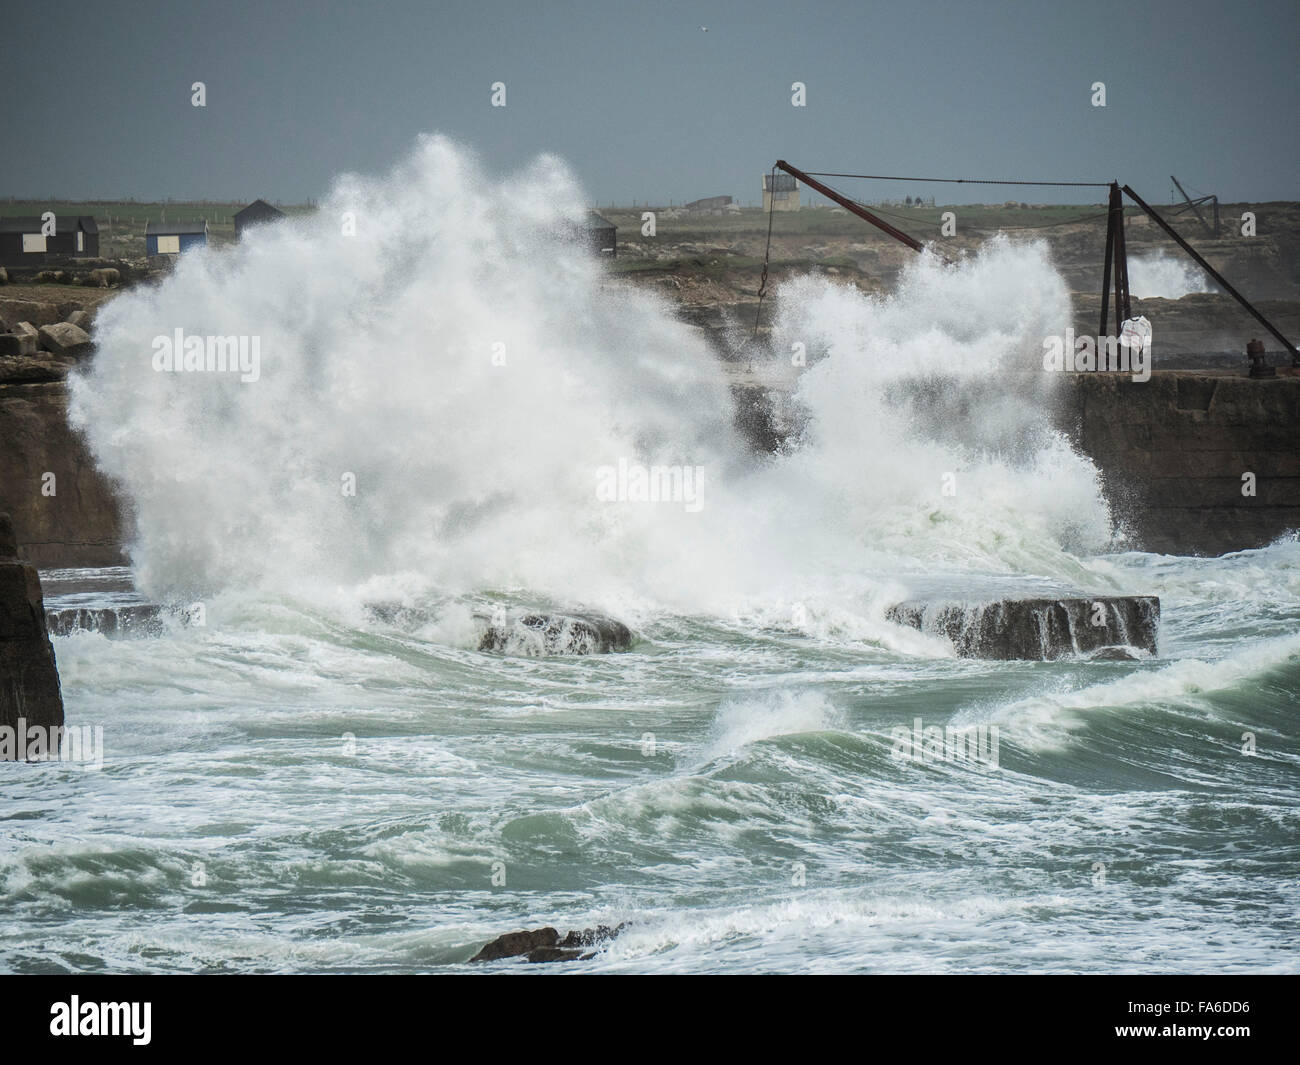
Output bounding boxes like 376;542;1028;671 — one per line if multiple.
0;513;64;751
470;924;625;963
364;602;634;655
478;612;633;655
1088;645;1141;662
886;596;1159;660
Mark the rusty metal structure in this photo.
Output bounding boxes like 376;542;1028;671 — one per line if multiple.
1099;182;1132;340
1120;184;1298;365
1170;175;1219;237
760;160;1298;368
774;160;931;256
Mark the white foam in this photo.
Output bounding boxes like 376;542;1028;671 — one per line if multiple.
988;632;1300;750
1128;252;1216;299
70;137;1113;620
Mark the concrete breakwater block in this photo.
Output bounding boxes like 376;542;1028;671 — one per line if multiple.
36;322;93;357
886;596;1160;660
0;513;64;750
45;604;165;638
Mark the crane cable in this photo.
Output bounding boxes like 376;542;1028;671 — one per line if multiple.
800;171;1112;188
750;167;1125;336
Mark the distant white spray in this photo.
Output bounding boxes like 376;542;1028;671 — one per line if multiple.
1128;252;1216;299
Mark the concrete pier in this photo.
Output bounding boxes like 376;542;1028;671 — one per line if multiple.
1055;371;1300;555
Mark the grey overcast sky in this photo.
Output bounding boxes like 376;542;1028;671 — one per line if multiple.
2;0;1296;206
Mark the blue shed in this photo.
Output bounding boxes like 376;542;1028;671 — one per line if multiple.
146;219;208;256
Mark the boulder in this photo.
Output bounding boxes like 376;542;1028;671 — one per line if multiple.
470;924;624;963
0;333;37;356
64;309;91;331
478;612;634;655
0;267;8;285
12;321;39;341
0;513;64;753
365;603;634;655
37;322;93;357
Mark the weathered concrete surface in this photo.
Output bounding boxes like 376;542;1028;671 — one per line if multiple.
887;596;1160;660
1055;371;1300;555
0;355;126;568
45;604;164;638
37;322;92;357
0;513;64;748
730;364;1300;557
0;332;37;356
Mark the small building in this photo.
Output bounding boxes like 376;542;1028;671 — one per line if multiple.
233;199;286;238
146;219;208;256
762;173;800;212
584;210;617;256
685;195;733;212
0;215;99;267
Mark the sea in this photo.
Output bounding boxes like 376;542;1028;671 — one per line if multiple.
3;137;1296;973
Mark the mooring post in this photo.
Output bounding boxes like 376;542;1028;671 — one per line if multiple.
1247;338;1275;378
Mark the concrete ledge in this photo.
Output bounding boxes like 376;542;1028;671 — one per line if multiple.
886;595;1160;660
45;604;164;638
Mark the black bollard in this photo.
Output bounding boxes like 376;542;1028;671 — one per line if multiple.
1247;338;1275;379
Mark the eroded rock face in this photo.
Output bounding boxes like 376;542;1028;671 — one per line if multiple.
886;596;1160;660
0;513;64;749
470;924;625;963
0;366;126;568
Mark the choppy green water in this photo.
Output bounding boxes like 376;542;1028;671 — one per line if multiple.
4;543;1298;974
